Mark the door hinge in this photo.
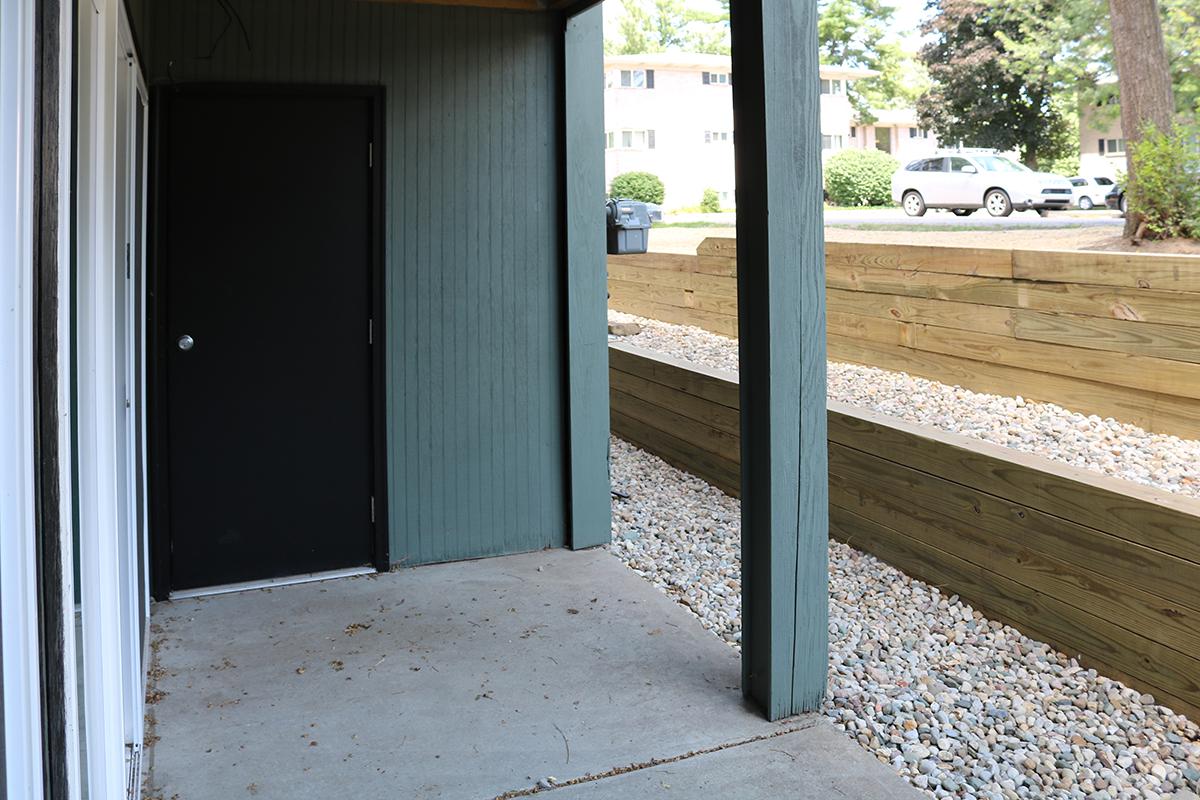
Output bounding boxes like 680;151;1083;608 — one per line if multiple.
368;317;374;345
368;142;373;168
370;496;376;523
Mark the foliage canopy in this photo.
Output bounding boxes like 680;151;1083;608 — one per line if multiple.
916;0;1074;168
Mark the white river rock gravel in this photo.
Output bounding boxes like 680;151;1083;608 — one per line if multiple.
605;311;1200;798
607;310;1200;499
608;438;1200;800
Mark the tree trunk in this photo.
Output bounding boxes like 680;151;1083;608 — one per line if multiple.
1108;0;1175;236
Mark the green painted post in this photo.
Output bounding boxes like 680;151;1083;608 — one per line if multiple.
730;0;829;719
564;5;612;549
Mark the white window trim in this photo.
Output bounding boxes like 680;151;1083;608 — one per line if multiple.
611;128;655;150
1;0;47;794
618;68;647;88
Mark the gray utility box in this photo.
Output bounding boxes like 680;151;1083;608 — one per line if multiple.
606;198;651;255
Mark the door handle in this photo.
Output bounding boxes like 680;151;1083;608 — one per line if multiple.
177;334;195;351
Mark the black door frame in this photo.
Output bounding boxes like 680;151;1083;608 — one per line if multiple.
147;83;389;600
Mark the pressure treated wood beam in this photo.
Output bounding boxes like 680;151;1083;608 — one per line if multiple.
731;0;829;720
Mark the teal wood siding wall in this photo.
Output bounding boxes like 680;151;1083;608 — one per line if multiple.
141;2;567;565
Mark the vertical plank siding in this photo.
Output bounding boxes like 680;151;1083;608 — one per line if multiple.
608;342;1200;719
609;240;1200;439
143;2;567;564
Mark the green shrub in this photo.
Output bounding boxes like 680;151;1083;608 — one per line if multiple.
700;188;721;213
609;171;665;205
1127;123;1200;239
823;149;899;206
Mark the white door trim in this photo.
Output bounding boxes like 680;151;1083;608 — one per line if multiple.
75;0;136;797
0;0;47;795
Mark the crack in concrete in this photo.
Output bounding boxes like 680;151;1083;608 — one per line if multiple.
492;718;820;799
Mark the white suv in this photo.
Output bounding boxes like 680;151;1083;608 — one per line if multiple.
891;153;1074;217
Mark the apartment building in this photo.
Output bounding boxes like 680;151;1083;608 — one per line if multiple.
851;107;941;165
604;52;878;209
1079;98;1127;179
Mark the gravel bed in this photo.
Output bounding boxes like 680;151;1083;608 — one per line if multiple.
608;437;1200;800
608;310;1200;499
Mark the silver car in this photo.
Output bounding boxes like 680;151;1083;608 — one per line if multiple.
891;153;1075;217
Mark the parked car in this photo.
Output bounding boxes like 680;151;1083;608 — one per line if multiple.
1069;176;1118;209
891;153;1075;217
1105;184;1128;215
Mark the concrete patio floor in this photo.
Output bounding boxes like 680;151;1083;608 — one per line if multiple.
143;548;920;799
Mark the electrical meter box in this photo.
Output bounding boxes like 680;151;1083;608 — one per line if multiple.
606;198;651;255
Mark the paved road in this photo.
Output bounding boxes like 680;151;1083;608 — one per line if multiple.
823;208;1125;228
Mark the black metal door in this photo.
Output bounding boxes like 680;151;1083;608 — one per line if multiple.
160;90;377;592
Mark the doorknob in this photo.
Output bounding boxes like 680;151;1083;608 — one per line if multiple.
177;334;195;351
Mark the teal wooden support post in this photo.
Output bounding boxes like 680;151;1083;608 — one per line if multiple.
563;5;611;549
730;0;829;719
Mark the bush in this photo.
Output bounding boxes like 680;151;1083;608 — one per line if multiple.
1127;123;1200;239
823;149;899;206
700;188;721;213
609;171;665;205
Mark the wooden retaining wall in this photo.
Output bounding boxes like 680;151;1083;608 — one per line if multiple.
608;239;1200;439
609;341;1200;719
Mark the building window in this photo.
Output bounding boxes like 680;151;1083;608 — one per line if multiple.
704;130;732;144
608;129;656;150
908;127;930;139
850;126;857;138
821;134;844;150
702;71;731;85
1106;138;1126;155
615;68;654;89
819;78;843;95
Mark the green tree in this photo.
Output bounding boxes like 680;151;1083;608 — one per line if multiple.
818;0;928;119
993;0;1199;117
1163;0;1200;116
605;0;928;115
916;0;1074;168
605;0;730;55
